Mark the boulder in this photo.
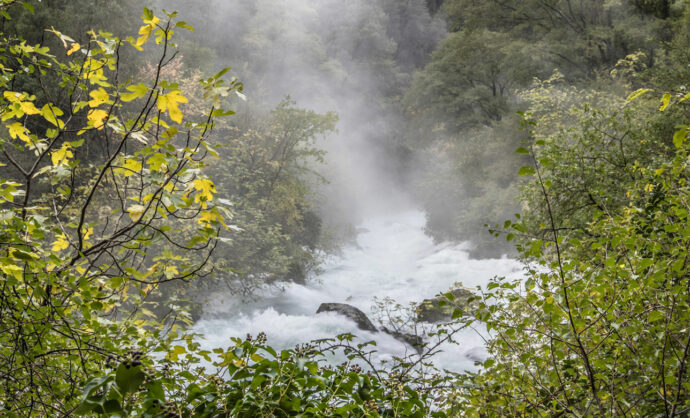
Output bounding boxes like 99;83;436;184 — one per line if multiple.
416;286;477;323
316;303;377;332
316;303;426;353
464;346;488;363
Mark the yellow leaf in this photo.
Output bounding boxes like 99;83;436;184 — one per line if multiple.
167;344;186;362
3;91;24;102
157;90;188;124
121;158;142;176
128;204;146;221
51;143;73;166
147;153;167;172
7;122;31;143
136;16;160;46
87;108;108;130
151;117;169;130
19;101;40;115
41;103;65;128
198;208;228;228
66;42;80;56
2;104;22;121
626;88;652;102
146;262;161;275
87;69;109;87
2;95;39;120
87;88;109;108
660;93;671;111
120;83;148;102
140;308;157;317
164;265;179;279
0;263;23;281
52;234;69;251
191;178;216;207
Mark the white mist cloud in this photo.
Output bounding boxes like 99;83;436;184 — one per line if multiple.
160;0;446;224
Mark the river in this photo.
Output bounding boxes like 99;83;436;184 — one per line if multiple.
193;209;523;372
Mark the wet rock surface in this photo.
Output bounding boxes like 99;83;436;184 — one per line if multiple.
316;303;377;332
316;303;424;352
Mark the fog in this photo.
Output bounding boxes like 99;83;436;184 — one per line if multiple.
160;0;446;225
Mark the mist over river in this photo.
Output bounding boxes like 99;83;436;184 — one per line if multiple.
194;209;523;372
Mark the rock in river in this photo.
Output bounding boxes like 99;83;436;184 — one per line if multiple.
316;303;377;332
381;327;424;354
316;303;425;353
416;286;477;323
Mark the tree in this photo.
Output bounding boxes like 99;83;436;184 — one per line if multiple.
206;99;337;294
454;91;690;415
0;5;239;414
404;29;543;132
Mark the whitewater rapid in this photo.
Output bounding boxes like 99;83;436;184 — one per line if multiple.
194;210;523;371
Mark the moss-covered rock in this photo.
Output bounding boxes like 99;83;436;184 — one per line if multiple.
415;285;477;323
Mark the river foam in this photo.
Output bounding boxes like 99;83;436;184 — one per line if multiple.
193;209;523;371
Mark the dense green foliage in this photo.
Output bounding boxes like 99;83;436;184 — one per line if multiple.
1;0;690;416
206;100;337;294
0;3;238;413
454;97;690;415
75;332;463;417
401;0;683;256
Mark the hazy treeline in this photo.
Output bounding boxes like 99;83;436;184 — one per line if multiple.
401;0;682;256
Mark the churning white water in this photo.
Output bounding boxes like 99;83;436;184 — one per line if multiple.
194;209;523;371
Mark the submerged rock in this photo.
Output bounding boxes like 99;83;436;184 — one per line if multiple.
464;346;488;363
416;286;477;323
381;327;423;354
316;303;377;332
316;303;425;353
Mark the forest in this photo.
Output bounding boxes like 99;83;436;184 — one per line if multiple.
0;0;688;416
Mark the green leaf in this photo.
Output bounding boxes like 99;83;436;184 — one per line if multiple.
41;103;65;128
11;248;36;262
518;166;536;176
175;21;194;31
103;399;123;414
211;108;235;117
648;311;664;322
660;93;671;111
673;127;687;149
120;83;148;102
115;364;146;395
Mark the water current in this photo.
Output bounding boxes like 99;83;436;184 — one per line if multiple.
194;209;523;372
